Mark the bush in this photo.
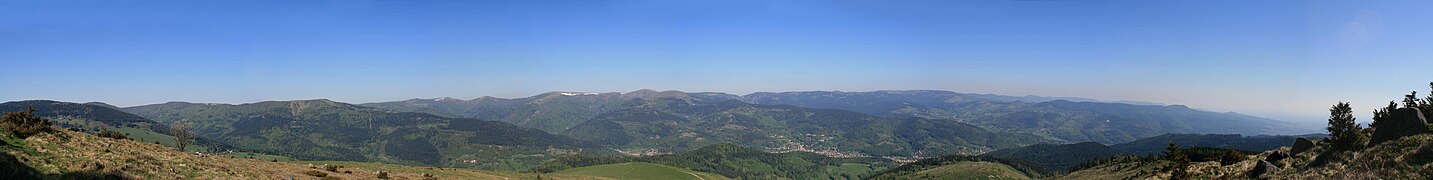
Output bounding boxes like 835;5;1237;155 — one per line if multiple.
1;107;52;138
1219;151;1246;166
302;170;327;177
323;164;339;172
96;128;127;140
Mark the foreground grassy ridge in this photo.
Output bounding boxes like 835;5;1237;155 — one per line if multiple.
555;162;730;180
1062;134;1433;179
1258;134;1433;179
0;130;536;179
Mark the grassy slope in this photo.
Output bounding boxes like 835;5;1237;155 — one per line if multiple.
1057;160;1169;179
870;161;1030;180
0;129;631;179
555;162;729;180
532;144;896;179
824;163;878;179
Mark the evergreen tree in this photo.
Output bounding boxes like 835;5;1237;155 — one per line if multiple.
1422;82;1433;120
1403;91;1419;108
1372;101;1397;129
1326;102;1364;150
1164;141;1190;180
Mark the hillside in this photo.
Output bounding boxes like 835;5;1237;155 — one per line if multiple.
0;129;551;179
554;162;729;180
564;98;1055;157
1;100;166;135
1110;133;1319;155
981;142;1129;172
119;99;609;171
1062;134;1433;179
863;154;1049;180
0;100;232;152
533;144;897;180
864;161;1030;180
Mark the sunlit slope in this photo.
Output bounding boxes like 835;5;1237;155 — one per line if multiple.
555;162;730;180
867;161;1031;180
0;130;531;179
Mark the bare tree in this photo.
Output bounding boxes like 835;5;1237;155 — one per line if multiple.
171;122;194;151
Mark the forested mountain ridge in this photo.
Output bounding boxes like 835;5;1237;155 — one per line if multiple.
1110;133;1324;155
563;98;1056;157
364;90;1300;145
361;89;716;133
981;142;1130;172
741;91;1300;144
119;99;611;171
3;100;166;131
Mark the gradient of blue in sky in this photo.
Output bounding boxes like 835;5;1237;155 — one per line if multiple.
3;0;1433;124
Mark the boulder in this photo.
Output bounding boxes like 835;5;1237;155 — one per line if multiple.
1370;108;1432;145
1290;137;1315;156
1264;151;1288;163
1249;160;1280;178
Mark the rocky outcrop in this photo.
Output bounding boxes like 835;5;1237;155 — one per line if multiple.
1370;108;1432;145
1290;138;1315;156
1264;151;1288;163
1249;160;1280;178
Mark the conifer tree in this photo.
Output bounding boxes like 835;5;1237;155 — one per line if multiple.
1372;101;1397;129
1164;141;1189;180
1326;102;1364;150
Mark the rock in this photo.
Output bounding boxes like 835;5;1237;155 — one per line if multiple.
1249;160;1280;178
1370;108;1432;145
1290;137;1315;156
1264;151;1288;163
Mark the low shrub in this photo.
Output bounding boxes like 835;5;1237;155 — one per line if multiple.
303;170;327;177
2;107;52;138
96;128;127;140
323;164;339;172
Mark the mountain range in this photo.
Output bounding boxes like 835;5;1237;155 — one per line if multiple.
0;89;1311;175
117;99;608;171
364;90;1302;144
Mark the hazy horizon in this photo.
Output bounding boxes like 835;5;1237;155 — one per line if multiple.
5;1;1433;124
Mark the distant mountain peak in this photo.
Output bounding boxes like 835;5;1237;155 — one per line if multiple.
626;89;661;94
434;97;462;102
83;102;120;109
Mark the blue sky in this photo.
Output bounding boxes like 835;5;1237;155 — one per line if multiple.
2;0;1432;124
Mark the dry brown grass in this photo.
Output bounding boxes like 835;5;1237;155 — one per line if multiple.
7;130;553;179
1062;135;1431;180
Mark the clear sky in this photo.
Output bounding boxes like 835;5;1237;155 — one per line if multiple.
2;0;1431;124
